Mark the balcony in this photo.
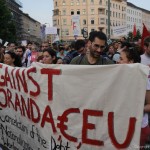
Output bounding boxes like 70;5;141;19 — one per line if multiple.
98;5;106;10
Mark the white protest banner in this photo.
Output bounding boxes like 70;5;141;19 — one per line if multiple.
0;63;149;150
72;15;81;36
112;25;127;37
46;27;57;35
21;40;27;46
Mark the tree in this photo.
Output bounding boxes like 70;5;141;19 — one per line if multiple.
0;0;17;44
133;29;141;41
127;31;133;42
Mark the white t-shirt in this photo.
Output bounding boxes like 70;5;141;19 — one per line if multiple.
141;53;150;128
141;53;150;90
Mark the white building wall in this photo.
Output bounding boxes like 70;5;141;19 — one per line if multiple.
126;6;142;34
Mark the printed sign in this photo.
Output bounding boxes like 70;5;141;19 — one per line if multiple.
46;27;57;35
0;63;149;150
72;15;81;36
112;25;127;37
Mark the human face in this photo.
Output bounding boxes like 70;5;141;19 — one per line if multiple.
108;46;115;54
41;44;49;51
144;43;150;56
9;43;16;51
4;53;15;66
56;58;63;64
16;48;23;57
90;37;106;58
78;47;85;55
42;51;54;64
119;51;133;64
27;44;32;50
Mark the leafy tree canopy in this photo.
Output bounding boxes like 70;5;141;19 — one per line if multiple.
0;0;17;44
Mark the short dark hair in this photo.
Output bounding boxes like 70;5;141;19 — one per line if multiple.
75;40;85;51
43;48;57;63
5;51;22;67
17;46;26;53
122;47;141;63
89;31;107;43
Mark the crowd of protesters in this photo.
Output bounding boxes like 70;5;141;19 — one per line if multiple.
0;31;150;148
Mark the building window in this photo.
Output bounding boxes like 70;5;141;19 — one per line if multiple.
62;29;69;35
91;9;94;15
55;2;57;6
83;9;86;15
91;0;94;4
91;19;94;24
83;19;86;25
77;10;80;15
77;0;80;5
99;0;102;5
62;1;66;5
63;19;67;25
106;10;108;15
62;10;66;15
83;0;86;5
71;1;74;5
71;11;74;15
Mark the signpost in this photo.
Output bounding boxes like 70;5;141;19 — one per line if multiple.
83;27;88;39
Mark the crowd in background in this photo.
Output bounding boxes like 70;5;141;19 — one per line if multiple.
0;31;150;148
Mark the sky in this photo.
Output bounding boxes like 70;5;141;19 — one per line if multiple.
20;0;150;26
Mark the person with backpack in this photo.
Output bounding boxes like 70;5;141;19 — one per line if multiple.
62;41;78;64
70;31;113;65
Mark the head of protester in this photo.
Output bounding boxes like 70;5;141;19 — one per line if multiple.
119;47;141;64
70;31;114;65
41;41;49;51
16;46;26;58
4;51;22;67
143;36;150;56
56;57;63;64
42;48;56;64
8;42;16;52
75;39;86;55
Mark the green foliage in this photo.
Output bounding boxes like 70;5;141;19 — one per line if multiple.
133;29;141;41
0;0;17;44
127;31;133;42
127;29;141;42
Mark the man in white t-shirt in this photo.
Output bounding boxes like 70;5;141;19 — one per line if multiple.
140;36;150;147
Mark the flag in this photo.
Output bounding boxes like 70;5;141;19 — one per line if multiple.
133;24;136;37
141;23;150;49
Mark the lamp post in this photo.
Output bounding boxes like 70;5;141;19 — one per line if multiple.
59;10;62;42
108;0;111;39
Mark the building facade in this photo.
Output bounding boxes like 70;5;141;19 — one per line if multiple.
53;0;127;40
142;9;150;31
21;13;41;43
53;0;150;41
126;2;142;34
6;0;42;43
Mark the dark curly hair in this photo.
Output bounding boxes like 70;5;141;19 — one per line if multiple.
122;47;141;63
5;51;22;67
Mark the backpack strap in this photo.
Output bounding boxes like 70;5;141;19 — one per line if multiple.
76;54;85;64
